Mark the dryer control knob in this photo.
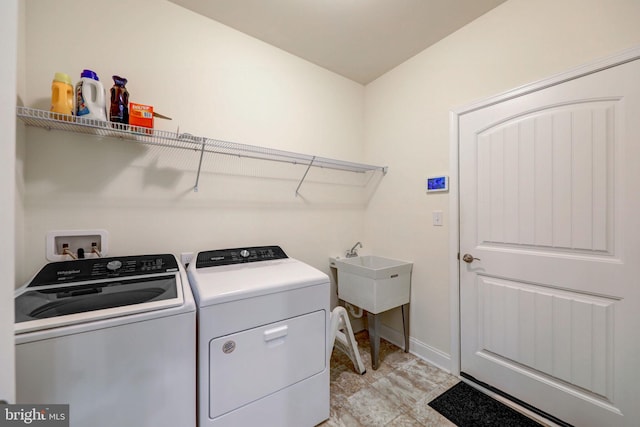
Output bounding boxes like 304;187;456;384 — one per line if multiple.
240;250;250;258
107;260;122;271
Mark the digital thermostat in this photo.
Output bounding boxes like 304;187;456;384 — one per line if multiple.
426;176;448;193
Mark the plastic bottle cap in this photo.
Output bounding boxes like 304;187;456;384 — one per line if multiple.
112;75;128;86
53;72;72;86
80;69;99;81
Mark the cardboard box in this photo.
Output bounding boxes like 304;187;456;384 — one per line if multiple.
129;102;154;129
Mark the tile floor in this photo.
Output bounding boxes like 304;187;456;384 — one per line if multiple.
321;331;459;427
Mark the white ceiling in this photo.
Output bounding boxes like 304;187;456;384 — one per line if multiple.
168;0;507;84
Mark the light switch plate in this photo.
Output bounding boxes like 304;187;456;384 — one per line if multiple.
433;211;443;226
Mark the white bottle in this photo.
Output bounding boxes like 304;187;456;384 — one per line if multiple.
75;69;107;121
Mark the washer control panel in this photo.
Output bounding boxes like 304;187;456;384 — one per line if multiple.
196;246;288;268
28;254;179;287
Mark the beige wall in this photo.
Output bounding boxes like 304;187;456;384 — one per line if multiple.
20;0;370;310
15;0;26;289
19;0;640;371
363;0;640;366
1;0;17;404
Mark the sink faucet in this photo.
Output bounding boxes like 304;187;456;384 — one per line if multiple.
346;242;362;258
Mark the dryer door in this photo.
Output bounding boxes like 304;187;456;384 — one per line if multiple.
209;309;326;418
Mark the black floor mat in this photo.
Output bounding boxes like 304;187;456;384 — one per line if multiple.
428;382;543;427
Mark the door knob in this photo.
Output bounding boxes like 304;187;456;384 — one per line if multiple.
462;253;480;263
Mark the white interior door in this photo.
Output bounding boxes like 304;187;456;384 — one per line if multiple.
459;56;640;426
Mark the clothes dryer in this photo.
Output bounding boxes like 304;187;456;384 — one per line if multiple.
187;246;330;427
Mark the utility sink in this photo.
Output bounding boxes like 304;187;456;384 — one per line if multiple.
331;256;413;314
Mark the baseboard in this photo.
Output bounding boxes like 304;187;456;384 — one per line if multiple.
379;324;452;373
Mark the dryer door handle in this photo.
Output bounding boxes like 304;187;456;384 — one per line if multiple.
264;325;288;342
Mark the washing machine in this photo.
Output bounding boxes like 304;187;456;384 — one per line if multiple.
187;246;330;427
14;254;196;427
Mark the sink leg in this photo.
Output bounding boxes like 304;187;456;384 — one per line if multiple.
402;303;410;353
367;312;381;370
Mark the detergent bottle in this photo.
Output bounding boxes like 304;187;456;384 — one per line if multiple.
109;75;129;125
50;72;74;120
75;69;107;121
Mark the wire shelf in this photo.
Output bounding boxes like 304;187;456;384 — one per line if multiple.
17;107;387;193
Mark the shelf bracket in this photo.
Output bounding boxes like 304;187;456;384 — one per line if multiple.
295;156;316;197
193;139;207;192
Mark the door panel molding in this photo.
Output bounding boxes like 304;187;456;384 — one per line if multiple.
475;100;618;254
476;275;616;400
